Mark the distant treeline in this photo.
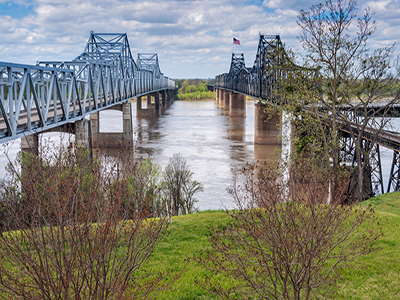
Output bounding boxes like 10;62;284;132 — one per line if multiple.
175;79;216;100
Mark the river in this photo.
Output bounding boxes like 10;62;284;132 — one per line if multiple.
0;99;398;210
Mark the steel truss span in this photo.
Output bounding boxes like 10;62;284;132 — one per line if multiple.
0;32;175;143
215;35;308;103
215;34;400;196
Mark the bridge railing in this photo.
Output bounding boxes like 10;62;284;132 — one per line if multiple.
0;60;175;143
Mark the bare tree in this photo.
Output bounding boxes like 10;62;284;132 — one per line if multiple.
196;160;381;299
163;153;203;220
281;0;400;202
0;140;178;299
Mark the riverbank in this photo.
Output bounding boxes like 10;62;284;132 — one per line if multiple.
176;91;215;100
146;192;400;299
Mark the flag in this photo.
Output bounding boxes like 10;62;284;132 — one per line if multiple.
233;38;240;45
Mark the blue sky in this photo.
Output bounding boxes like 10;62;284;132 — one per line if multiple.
0;0;399;78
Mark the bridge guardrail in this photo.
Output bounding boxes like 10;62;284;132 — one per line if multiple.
0;32;176;143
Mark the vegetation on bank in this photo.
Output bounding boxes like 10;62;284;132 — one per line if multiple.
0;138;395;299
0;141;203;299
147;192;400;299
175;79;216;100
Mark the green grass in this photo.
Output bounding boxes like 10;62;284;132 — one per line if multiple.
143;210;229;299
2;194;399;299
146;193;400;299
336;192;400;299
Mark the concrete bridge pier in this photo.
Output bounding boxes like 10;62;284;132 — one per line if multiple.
147;95;153;108
137;95;143;112
154;92;161;116
167;89;175;107
223;91;230;115
75;119;91;147
254;102;282;164
161;90;166;112
217;90;224;109
20;118;91;155
21;134;39;156
254;103;281;145
91;103;133;148
216;89;221;104
166;90;172;108
229;92;246;117
220;91;227;109
137;92;162;117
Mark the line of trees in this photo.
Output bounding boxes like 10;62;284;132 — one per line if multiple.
175;79;216;100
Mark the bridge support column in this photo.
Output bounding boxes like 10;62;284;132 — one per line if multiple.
254;103;281;145
216;89;220;104
75;119;91;147
155;92;161;117
21;134;39;156
137;93;161;117
91;103;133;148
229;92;246;117
137;95;142;111
161;90;166;112
254;103;282;167
223;91;230;114
167;90;172;108
122;103;133;147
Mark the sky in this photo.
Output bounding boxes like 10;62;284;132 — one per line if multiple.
0;0;399;79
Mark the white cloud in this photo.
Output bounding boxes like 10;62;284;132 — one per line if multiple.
0;0;398;78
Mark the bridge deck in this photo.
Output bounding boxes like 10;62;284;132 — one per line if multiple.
0;32;176;144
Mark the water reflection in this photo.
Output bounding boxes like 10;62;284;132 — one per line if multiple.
92;147;135;167
129;100;284;210
9;100;400;210
134;117;165;158
254;144;281;163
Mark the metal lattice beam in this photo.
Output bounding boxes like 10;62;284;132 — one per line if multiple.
0;32;175;143
387;151;400;193
215;34;304;103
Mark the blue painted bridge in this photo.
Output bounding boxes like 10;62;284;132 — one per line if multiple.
0;32;176;144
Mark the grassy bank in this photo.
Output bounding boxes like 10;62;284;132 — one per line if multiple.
2;194;398;298
337;193;400;299
147;193;400;299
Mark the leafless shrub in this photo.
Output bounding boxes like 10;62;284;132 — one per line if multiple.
163;153;204;220
0;140;177;299
196;159;381;300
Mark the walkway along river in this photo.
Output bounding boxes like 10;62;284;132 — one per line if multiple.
0;99;398;210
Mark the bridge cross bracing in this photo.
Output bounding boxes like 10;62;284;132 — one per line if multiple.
0;32;175;144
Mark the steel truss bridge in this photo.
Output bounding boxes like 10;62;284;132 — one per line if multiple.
215;34;400;197
0;32;175;144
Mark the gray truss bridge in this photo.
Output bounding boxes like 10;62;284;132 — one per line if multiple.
0;32;175;144
214;34;400;197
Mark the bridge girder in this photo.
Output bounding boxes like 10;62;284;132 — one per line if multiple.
0;32;175;143
216;34;305;103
